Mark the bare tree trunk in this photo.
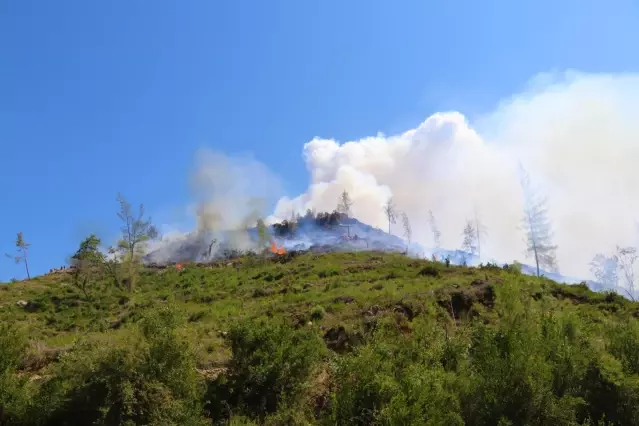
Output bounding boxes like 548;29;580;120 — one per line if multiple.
24;249;30;280
533;242;540;277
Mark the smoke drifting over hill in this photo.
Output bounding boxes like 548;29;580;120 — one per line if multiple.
148;71;639;288
272;72;639;279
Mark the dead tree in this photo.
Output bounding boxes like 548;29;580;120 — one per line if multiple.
383;197;397;234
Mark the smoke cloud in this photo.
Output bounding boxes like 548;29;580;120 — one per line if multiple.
272;71;639;279
145;149;284;263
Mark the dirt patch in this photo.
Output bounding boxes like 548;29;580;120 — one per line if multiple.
362;305;383;317
550;287;590;304
21;343;66;372
271;250;303;264
323;326;363;353
393;302;416;321
332;296;355;304
196;367;228;380
418;265;440;278
437;280;496;319
345;264;375;273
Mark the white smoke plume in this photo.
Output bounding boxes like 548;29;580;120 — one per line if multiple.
145;148;284;263
272;71;639;280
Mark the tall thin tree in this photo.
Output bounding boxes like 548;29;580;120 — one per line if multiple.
428;210;442;249
461;220;478;257
383;197;397;234
6;232;30;280
473;206;488;258
336;190;354;217
256;218;269;249
401;211;412;249
70;234;105;298
519;166;558;277
116;193;158;291
616;245;637;300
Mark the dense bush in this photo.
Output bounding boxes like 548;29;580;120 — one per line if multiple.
0;324;30;426
34;306;207;426
207;319;325;422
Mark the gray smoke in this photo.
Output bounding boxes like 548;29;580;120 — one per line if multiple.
144;148;283;263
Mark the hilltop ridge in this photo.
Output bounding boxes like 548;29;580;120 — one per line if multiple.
143;212;600;292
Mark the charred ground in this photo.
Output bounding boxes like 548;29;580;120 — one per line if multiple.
1;251;639;425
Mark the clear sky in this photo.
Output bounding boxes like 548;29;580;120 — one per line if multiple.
2;0;639;281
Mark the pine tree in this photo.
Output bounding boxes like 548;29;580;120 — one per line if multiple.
461;220;478;256
401;212;412;248
520;167;558;276
336;190;354;217
428;210;442;249
5;232;30;280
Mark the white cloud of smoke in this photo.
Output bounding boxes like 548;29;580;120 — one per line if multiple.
145;149;284;263
272;71;639;279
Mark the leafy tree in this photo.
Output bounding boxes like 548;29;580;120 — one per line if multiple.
462;220;478;256
102;246;123;290
383;197;397;234
520;167;558;276
5;232;30;280
116;193;158;291
336;190;353;217
69;234;105;298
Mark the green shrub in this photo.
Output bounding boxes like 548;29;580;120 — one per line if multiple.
608;321;639;375
35;306;207;425
325;328;464;426
310;305;326;320
211;319;325;421
0;324;30;425
318;267;340;278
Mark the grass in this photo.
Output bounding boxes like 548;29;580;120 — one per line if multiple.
2;251;639;425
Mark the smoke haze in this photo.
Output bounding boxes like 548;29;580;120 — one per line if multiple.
145;149;285;263
272;71;639;279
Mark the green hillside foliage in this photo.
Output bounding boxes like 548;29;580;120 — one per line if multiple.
1;251;639;425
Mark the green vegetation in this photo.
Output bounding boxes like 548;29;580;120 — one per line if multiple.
2;251;639;425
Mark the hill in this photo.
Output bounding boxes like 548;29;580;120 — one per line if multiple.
1;251;639;425
145;212;594;288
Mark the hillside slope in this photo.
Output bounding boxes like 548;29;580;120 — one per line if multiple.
1;252;639;425
145;213;596;289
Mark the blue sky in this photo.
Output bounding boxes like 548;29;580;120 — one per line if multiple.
1;0;639;281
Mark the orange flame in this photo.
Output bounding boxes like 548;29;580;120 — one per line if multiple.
270;241;287;255
176;263;184;271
